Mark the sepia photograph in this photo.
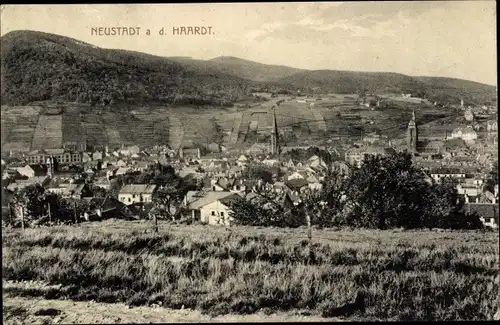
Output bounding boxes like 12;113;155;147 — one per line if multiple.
1;1;498;323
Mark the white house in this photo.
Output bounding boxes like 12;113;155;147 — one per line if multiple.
92;151;103;161
115;167;130;176
464;109;474;122
308;155;328;172
262;159;280;167
15;165;35;178
450;126;478;141
118;184;157;205
288;170;310;181
457;184;481;198
119;145;141;157
237;155;248;166
188;191;240;225
486;120;498;133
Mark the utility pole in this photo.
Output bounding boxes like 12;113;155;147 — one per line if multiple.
8;202;11;225
306;212;312;242
47;202;52;223
73;201;78;224
21;205;25;230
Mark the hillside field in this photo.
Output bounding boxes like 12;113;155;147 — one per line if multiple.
1;98;456;154
2;220;499;322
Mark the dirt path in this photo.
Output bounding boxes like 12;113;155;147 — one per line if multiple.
3;281;343;324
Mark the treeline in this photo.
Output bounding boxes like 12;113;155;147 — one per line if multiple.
4;184;89;227
229;151;486;230
3;163;202;227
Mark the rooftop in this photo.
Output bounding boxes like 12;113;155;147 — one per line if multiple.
189;191;240;210
119;184;157;195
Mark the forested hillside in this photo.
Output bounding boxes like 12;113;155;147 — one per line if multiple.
1;30;496;107
0;30;253;106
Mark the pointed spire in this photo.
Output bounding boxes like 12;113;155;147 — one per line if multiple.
271;106;280;155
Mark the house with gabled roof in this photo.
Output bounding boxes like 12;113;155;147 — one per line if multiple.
187;191;240;225
237;155;248;163
118;184;157;205
288;170;310;181
286;178;310;194
464;203;498;229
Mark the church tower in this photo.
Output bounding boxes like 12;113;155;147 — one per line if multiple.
407;108;418;154
46;156;53;178
270;106;280;156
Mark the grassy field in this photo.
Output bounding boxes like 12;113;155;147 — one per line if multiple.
2;220;499;321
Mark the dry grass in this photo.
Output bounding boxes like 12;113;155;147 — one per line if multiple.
2;221;499;321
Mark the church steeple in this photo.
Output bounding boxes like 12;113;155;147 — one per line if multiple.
407;108;418;154
270;106;280;156
46;156;53;178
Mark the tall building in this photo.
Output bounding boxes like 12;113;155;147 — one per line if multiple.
270;106;280;155
46;156;53;178
407;108;418;154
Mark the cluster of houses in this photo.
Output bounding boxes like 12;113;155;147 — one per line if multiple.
1;121;498;228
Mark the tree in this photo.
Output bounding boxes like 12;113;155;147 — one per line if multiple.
485;160;498;193
209;117;224;145
301;168;347;228
10;184;73;226
244;165;274;184
344;151;432;229
229;189;302;228
12;184;46;223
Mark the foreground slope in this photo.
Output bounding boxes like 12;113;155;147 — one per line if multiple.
2;221;499;321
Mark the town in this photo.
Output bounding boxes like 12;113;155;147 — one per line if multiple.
2;3;498;323
1;94;498;229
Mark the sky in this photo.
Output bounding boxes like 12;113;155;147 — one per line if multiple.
1;2;497;85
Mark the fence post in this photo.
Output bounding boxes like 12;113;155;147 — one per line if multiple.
306;212;312;242
21;205;25;230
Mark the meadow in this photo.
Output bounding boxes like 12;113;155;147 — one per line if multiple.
2;220;499;321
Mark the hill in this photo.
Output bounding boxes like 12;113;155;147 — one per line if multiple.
0;30;253;106
414;76;497;105
1;30;496;107
168;56;303;83
277;71;496;105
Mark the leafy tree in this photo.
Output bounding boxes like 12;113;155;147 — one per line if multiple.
344;151;432;229
10;184;74;226
485;160;498;193
229;189;302;227
244;165;274;184
11;184;47;222
300;168;347;227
